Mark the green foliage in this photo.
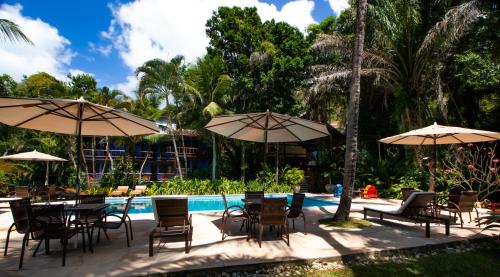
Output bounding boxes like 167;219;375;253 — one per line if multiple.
98;158;134;188
145;177;291;196
379;169;429;199
82;186;114;196
318;218;372;228
282;167;304;187
454;51;500;90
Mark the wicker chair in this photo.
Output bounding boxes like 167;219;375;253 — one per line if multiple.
29;204;83;268
4;198;31;258
438;191;479;228
15;186;30;198
221;194;248;240
91;197;133;247
257;197;289;248
149;197;193;255
287;193;306;234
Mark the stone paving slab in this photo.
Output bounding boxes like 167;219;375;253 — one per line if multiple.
0;195;494;277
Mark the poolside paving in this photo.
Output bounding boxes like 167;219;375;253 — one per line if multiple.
0;194;495;277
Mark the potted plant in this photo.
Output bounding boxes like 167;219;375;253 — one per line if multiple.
322;171;334;193
283;167;305;193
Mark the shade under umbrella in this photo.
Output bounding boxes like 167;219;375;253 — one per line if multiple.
205;111;330;183
379;122;500;191
0;96;159;193
205;111;330;143
0;150;67;186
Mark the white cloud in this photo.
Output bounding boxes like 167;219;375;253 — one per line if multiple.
328;0;349;16
88;42;112;56
111;75;138;98
0;4;76;81
104;0;317;70
102;0;317;97
68;69;94;77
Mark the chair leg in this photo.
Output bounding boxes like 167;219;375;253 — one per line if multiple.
124;222;130;247
292;219;295;231
19;233;29;269
184;231;189;253
103;228;110;240
80;223;86;253
149;231;154;257
33;239;43;257
258;224;263;248
127;215;133;240
286;221;290;246
458;212;464;228
303;215;307;235
4;223;14;256
468;212;472;223
221;216;226;240
62;238;67;267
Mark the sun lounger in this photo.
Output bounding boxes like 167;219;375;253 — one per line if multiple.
111;186;129;196
130;185;147;196
364;192;450;237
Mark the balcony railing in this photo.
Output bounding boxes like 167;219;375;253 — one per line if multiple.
83;147;198;160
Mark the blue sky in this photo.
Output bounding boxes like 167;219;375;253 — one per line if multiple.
0;0;348;97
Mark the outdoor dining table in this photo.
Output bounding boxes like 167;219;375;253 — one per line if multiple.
64;203;109;252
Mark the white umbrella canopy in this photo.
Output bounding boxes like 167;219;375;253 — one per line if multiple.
379;122;500;145
0;150;67;186
0;96;158;136
0;150;67;162
205;111;330;143
0;96;159;192
379;122;500;191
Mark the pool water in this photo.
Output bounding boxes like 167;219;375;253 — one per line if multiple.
106;194;337;214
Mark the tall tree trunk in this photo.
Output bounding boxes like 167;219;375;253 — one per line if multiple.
334;0;368;221
171;130;183;180
105;136;114;171
211;133;216;181
241;141;246;183
63;137;77;172
139;151;150;184
179;126;189;175
80;137;90;186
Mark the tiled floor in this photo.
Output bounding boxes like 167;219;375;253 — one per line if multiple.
0;195;494;277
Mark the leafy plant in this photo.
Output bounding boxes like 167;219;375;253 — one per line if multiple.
282;167;304;188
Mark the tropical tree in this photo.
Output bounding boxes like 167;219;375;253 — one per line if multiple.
0;18;32;44
185;54;233;181
136;57;186;179
334;0;368;221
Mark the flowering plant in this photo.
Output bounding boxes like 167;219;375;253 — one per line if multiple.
444;143;499;201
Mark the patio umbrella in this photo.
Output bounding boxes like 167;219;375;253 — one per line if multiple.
0;150;67;186
0;96;159;193
205;110;330;181
379;122;500;191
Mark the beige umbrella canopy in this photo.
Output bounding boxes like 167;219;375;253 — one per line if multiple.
205;111;330;143
0;150;67;186
379;122;500;191
0;96;159;193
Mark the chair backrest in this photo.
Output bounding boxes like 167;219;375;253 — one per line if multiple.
401;188;419;202
458;191;477;212
288;193;305;218
222;194;228;211
260;197;287;225
152;197;189;227
397;192;436;215
30;204;65;235
245;191;264;199
9;198;31;234
135;185;147;192
116;186;129;192
15;186;30;198
120;197;133;223
79;194;106;204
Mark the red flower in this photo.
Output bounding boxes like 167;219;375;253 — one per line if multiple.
467;143;474;148
467;164;474;169
457;147;464;152
493;159;500;163
491;168;498;174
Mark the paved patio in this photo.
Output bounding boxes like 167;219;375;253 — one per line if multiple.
0;195;494;277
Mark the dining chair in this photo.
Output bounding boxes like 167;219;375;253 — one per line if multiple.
221;194;248;240
287;193;306;234
4;198;31;257
91;197;133;247
257;197;289;248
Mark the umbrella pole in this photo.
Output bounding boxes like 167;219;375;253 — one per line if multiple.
76;102;84;197
45;161;49;187
275;144;279;184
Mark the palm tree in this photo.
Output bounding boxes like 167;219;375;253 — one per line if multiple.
0;19;32;44
136;57;187;179
311;1;481;131
185;55;233;181
334;0;368;221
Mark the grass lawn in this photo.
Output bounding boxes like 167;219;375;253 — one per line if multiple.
305;249;500;277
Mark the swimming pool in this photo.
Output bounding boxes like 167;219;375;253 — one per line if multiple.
106;194;337;214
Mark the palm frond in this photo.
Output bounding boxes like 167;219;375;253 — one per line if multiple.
0;19;33;44
418;1;480;57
